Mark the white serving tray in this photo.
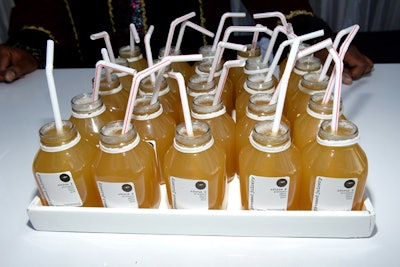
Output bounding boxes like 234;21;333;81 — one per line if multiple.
27;179;376;238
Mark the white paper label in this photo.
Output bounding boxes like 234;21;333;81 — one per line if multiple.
97;181;138;208
170;176;208;209
248;175;290;211
312;176;358;211
35;171;83;206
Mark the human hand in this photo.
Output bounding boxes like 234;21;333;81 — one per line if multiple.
342;45;374;84
314;44;374;85
0;45;39;83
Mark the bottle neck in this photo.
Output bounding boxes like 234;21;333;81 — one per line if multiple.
187;74;216;97
317;120;360;147
139;76;169;96
244;74;276;95
99;120;140;153
174;121;214;153
298;73;329;95
132;96;163;120
250;121;291;153
39;120;81;152
191;94;226;119
71;93;106;118
246;93;276;119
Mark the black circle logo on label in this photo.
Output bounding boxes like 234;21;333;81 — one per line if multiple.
276;178;288;187
195;181;206;190
344;180;356;189
122;184;133;192
59;173;70;183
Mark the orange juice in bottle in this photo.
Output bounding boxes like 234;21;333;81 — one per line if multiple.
163;121;227;209
187;74;216;110
118;45;148;71
292;92;344;151
139;75;183;123
235;56;269;101
284;55;321;116
229;44;261;94
235;73;277;123
235;93;290;167
69;92;117;148
191;94;236;182
98;72;129;120
159;46;194;82
93;120;161;208
32;120;102;207
286;73;329;125
301;120;368;211
132;96;176;184
238;121;302;210
196;59;234;116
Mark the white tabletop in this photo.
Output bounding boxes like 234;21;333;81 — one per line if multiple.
0;65;398;266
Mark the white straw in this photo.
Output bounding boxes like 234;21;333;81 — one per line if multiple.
129;23;140;55
144;25;155;84
101;48;112;83
253;11;289;27
163;12;196;57
123;54;202;133
263;25;297;65
319;24;359;81
220;25;273;44
207;41;247;82
92;60;137;102
271;38;301;134
213;59;246;106
326;46;343;133
168;72;194;136
265;29;324;83
211;12;246;51
90;31;116;63
174;21;215;53
322;25;360;104
45;39;63;132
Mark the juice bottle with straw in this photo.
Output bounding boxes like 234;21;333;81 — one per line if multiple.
139;75;183;123
229;44;261;91
238;121;301;210
283;55;321;116
195;59;234;115
235;57;269;101
113;57;134;93
235;93;290;170
152;59;180;100
163;121;227;210
187;74;216;111
69;92;118;148
292;92;345;151
192;45;218;75
132;96;176;185
286;73;329;126
32;120;102;207
119;45;148;71
191;95;236;183
300;120;368;211
93;120;161;208
235;73;277;122
159;46;194;82
98;72;129;120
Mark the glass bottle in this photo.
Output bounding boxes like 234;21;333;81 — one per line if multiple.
132;96;176;184
235;93;290;167
301;120;368;211
235;73;277;123
286;73;329;126
158;46;194;82
69;92;117;148
196;59;234;116
228;44;261;91
93;120;161;208
187;74;216;110
32;120;102;207
238;121;302;210
139;75;183;123
118;45;148;71
292;92;345;151
163;121;227;210
235;56;269;102
98;72;129;120
191;94;236;182
283;56;321;116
